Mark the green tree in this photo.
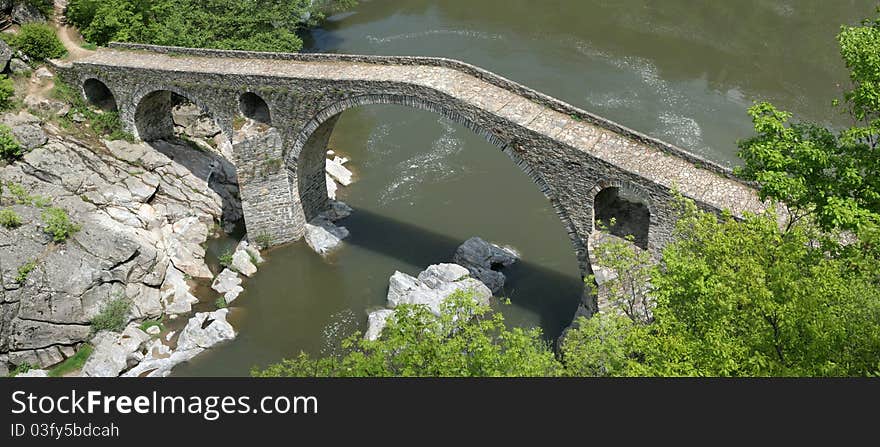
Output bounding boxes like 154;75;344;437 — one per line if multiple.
564;199;880;377
737;11;880;233
253;292;561;377
67;0;358;51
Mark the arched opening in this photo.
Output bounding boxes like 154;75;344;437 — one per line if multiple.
290;99;586;342
593;187;650;250
239;92;271;125
133;90;243;232
82;79;117;112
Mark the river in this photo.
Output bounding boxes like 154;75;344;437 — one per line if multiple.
174;0;876;376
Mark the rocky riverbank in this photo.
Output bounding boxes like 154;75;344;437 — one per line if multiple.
0;70;270;376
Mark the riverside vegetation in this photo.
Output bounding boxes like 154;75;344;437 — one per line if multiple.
254;10;880;377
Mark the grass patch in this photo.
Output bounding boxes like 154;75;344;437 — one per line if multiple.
139;318;165;335
51;79;135;142
4;182;51;208
215;296;228;309
90;297;132;333
47;344;93;377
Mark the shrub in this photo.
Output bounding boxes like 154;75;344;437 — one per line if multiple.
16;260;37;284
0;208;22;228
91;297;132;333
41;207;81;242
215;296;228;309
0;125;24;162
218;250;234;268
0;75;15;110
14;23;66;61
48;344;94;377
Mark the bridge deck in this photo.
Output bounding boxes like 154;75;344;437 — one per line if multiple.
77;48;764;217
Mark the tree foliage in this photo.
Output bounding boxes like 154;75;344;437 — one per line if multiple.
66;0;357;51
253;292;560;377
737;10;880;233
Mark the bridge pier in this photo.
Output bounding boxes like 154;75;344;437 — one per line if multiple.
231;128;302;247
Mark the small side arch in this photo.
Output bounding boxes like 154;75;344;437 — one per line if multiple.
589;180;655;250
238;92;271;125
82;78;117;112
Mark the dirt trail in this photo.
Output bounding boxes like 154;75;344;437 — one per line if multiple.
53;0;93;61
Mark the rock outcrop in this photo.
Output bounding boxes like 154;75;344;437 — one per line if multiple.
453;237;519;294
123;309;235;377
365;263;492;341
0;117;227;372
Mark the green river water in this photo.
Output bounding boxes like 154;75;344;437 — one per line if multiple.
174;0;876;376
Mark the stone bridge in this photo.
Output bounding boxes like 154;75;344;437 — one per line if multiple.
59;43;764;278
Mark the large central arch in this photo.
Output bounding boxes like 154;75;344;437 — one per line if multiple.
286;94;587;270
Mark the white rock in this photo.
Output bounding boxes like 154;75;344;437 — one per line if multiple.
326;157;353;186
326;174;338;200
365;309;395;341
305;217;350;255
34;67;54;79
387;271;426;308
230;248;257;277
160;265;199;315
16;369;49;378
176;309;236;351
146;325;161;336
386;264;491;316
81;324;151;377
211;268;244;303
238;239;264;264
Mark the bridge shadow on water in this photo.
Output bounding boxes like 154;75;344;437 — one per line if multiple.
340;208;585;341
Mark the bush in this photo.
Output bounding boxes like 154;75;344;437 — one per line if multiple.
0;75;15;110
13;23;66;61
41;207;81;242
0;125;24;162
0;208;22;228
91;297;132;333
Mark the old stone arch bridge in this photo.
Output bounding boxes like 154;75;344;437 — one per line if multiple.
59;43;764;277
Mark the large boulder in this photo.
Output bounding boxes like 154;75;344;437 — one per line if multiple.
176;309;235;351
386;263;491;316
211;268;243;303
12;1;46;24
81;325;152;377
10;123;48;150
0;39;12;71
453;237;519;294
